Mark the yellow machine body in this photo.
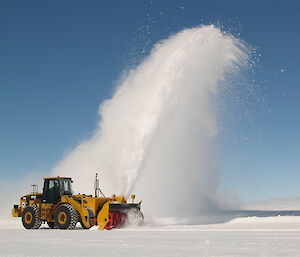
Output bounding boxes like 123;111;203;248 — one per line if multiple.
12;177;142;230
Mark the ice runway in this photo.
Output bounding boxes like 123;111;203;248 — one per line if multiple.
1;216;300;257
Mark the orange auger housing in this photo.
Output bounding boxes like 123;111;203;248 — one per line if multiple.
12;176;143;230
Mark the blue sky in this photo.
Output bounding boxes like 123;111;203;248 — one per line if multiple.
1;0;299;201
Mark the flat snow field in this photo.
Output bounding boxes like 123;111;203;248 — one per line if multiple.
1;216;300;257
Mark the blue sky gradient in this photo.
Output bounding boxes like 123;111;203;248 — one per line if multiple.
1;0;299;201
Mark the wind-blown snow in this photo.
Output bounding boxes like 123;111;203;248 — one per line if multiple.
51;25;248;218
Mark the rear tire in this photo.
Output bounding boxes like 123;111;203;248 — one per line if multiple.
22;206;42;229
54;204;78;230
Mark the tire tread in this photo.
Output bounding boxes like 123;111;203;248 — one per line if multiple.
22;205;42;229
55;204;78;230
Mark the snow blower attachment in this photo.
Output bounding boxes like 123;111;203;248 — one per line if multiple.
12;175;143;230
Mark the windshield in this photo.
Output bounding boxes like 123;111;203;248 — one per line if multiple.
59;179;73;195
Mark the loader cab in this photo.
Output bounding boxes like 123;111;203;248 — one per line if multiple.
43;177;73;204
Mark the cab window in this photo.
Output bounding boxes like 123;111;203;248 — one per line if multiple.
59;180;73;195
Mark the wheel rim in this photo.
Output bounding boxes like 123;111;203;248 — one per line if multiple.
25;212;33;224
58;212;67;225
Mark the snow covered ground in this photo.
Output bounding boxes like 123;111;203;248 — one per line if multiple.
1;215;300;257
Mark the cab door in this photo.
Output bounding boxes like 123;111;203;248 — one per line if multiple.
43;179;61;203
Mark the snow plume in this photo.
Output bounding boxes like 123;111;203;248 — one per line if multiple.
51;25;248;219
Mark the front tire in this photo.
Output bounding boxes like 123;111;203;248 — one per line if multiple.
22;206;42;229
54;204;78;230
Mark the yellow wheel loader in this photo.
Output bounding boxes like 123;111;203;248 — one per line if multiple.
12;175;143;230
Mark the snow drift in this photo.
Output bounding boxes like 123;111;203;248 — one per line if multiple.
51;25;248;218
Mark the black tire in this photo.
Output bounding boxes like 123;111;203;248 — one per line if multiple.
47;222;56;229
22;206;42;229
54;204;78;230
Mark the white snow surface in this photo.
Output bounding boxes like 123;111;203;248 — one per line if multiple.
1;216;300;257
